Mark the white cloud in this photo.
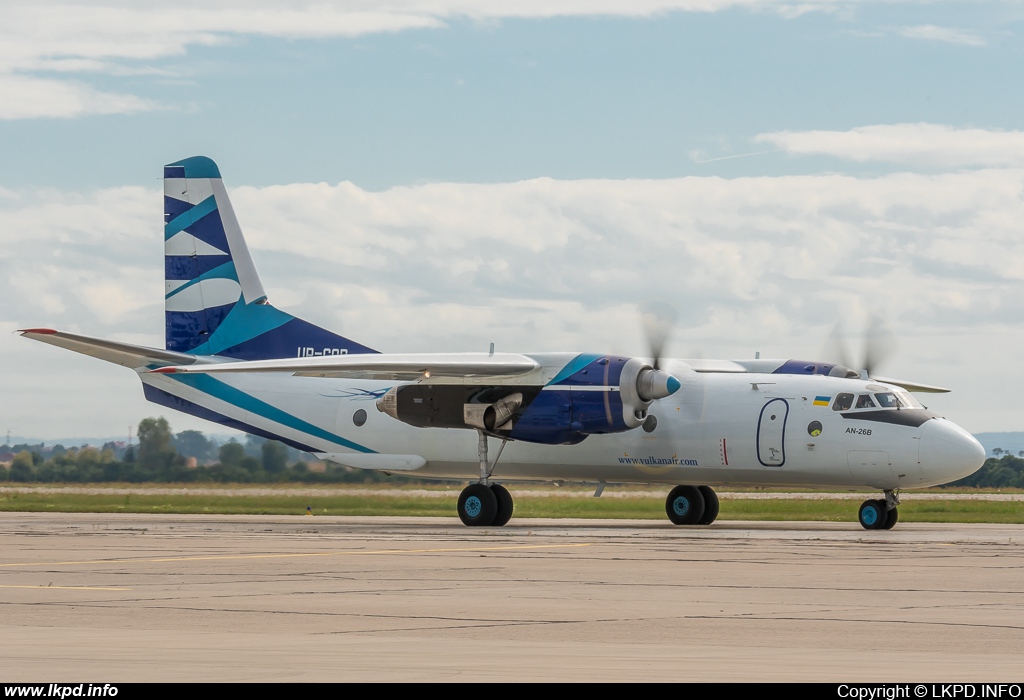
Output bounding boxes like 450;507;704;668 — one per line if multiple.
0;0;944;119
0;74;158;120
900;25;986;46
756;123;1024;168
4;167;1024;435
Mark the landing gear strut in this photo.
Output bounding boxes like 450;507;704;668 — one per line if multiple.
858;490;899;530
456;431;513;527
665;485;719;525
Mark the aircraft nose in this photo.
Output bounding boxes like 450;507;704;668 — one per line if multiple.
919;418;986;485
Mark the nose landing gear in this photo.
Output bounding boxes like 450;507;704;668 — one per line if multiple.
858;490;899;530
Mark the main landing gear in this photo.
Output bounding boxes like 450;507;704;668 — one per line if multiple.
665;485;719;525
858;490;899;530
457;431;514;527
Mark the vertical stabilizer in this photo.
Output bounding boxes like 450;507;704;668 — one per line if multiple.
163;156;376;359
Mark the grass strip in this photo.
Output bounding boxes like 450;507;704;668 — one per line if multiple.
1;492;1022;523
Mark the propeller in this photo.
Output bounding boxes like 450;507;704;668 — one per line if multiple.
641;301;677;371
636;302;681;401
820;314;947;392
823;314;896;379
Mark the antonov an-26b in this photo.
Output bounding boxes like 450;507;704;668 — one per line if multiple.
21;156;986;530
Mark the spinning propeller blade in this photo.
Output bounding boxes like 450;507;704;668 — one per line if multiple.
641;302;677;371
823;315;896;379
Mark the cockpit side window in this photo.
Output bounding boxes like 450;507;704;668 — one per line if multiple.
856;394;876;409
875;392;899;408
833;393;854;411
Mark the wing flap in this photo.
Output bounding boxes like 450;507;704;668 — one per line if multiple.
149;352;540;380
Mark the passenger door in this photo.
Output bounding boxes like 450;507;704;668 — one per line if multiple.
757;398;789;467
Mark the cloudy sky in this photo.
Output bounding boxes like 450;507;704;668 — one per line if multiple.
2;0;1024;441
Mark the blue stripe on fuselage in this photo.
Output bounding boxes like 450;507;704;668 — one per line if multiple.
143;383;320;453
161;373;375;454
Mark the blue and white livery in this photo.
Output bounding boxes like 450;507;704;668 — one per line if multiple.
21;156;986;531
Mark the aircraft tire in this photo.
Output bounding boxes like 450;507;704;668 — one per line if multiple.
666;485;706;525
881;504;898;530
458;483;498;527
858;499;886;530
490;483;514;527
696;486;719;525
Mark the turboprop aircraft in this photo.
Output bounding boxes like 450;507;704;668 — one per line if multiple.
20;156;986;530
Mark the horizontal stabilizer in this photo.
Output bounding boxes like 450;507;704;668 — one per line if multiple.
19;329;204;370
871;376;950;394
148;352;541;380
315;453;427;471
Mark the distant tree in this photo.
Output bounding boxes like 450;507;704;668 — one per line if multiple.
244;434;267;458
219;441;245;467
10;451;33;482
77;447;99;464
174;430;215;463
137;417;175;469
993;448;1004;457
261;441;287;474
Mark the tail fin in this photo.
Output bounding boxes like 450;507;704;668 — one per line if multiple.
163;156;375;359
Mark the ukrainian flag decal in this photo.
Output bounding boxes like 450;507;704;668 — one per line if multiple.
813;396;830;407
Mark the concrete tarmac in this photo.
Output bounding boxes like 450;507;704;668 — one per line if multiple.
1;512;1023;682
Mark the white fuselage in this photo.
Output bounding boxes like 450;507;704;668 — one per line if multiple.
139;353;984;491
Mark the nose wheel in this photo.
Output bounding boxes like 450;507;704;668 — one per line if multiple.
858;491;899;530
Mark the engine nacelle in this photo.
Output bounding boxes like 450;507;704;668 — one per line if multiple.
373;354;680;446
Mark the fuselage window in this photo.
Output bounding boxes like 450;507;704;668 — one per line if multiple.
856;394;876;409
874;392;899;408
833;393;854;411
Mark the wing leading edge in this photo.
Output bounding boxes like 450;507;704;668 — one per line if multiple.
149;352;541;381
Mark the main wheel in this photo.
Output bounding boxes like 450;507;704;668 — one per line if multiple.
666;485;706;525
458;483;498;527
881;505;898;530
490;483;514;527
697;486;719;525
858;499;885;530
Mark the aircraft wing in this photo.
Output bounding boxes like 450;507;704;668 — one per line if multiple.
872;376;950;393
19;328;203;370
149;352;541;380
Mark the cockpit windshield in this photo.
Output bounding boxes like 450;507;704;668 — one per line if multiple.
831;390;923;412
874;392;899;408
897;391;923;409
855;394;876;409
832;393;854;411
